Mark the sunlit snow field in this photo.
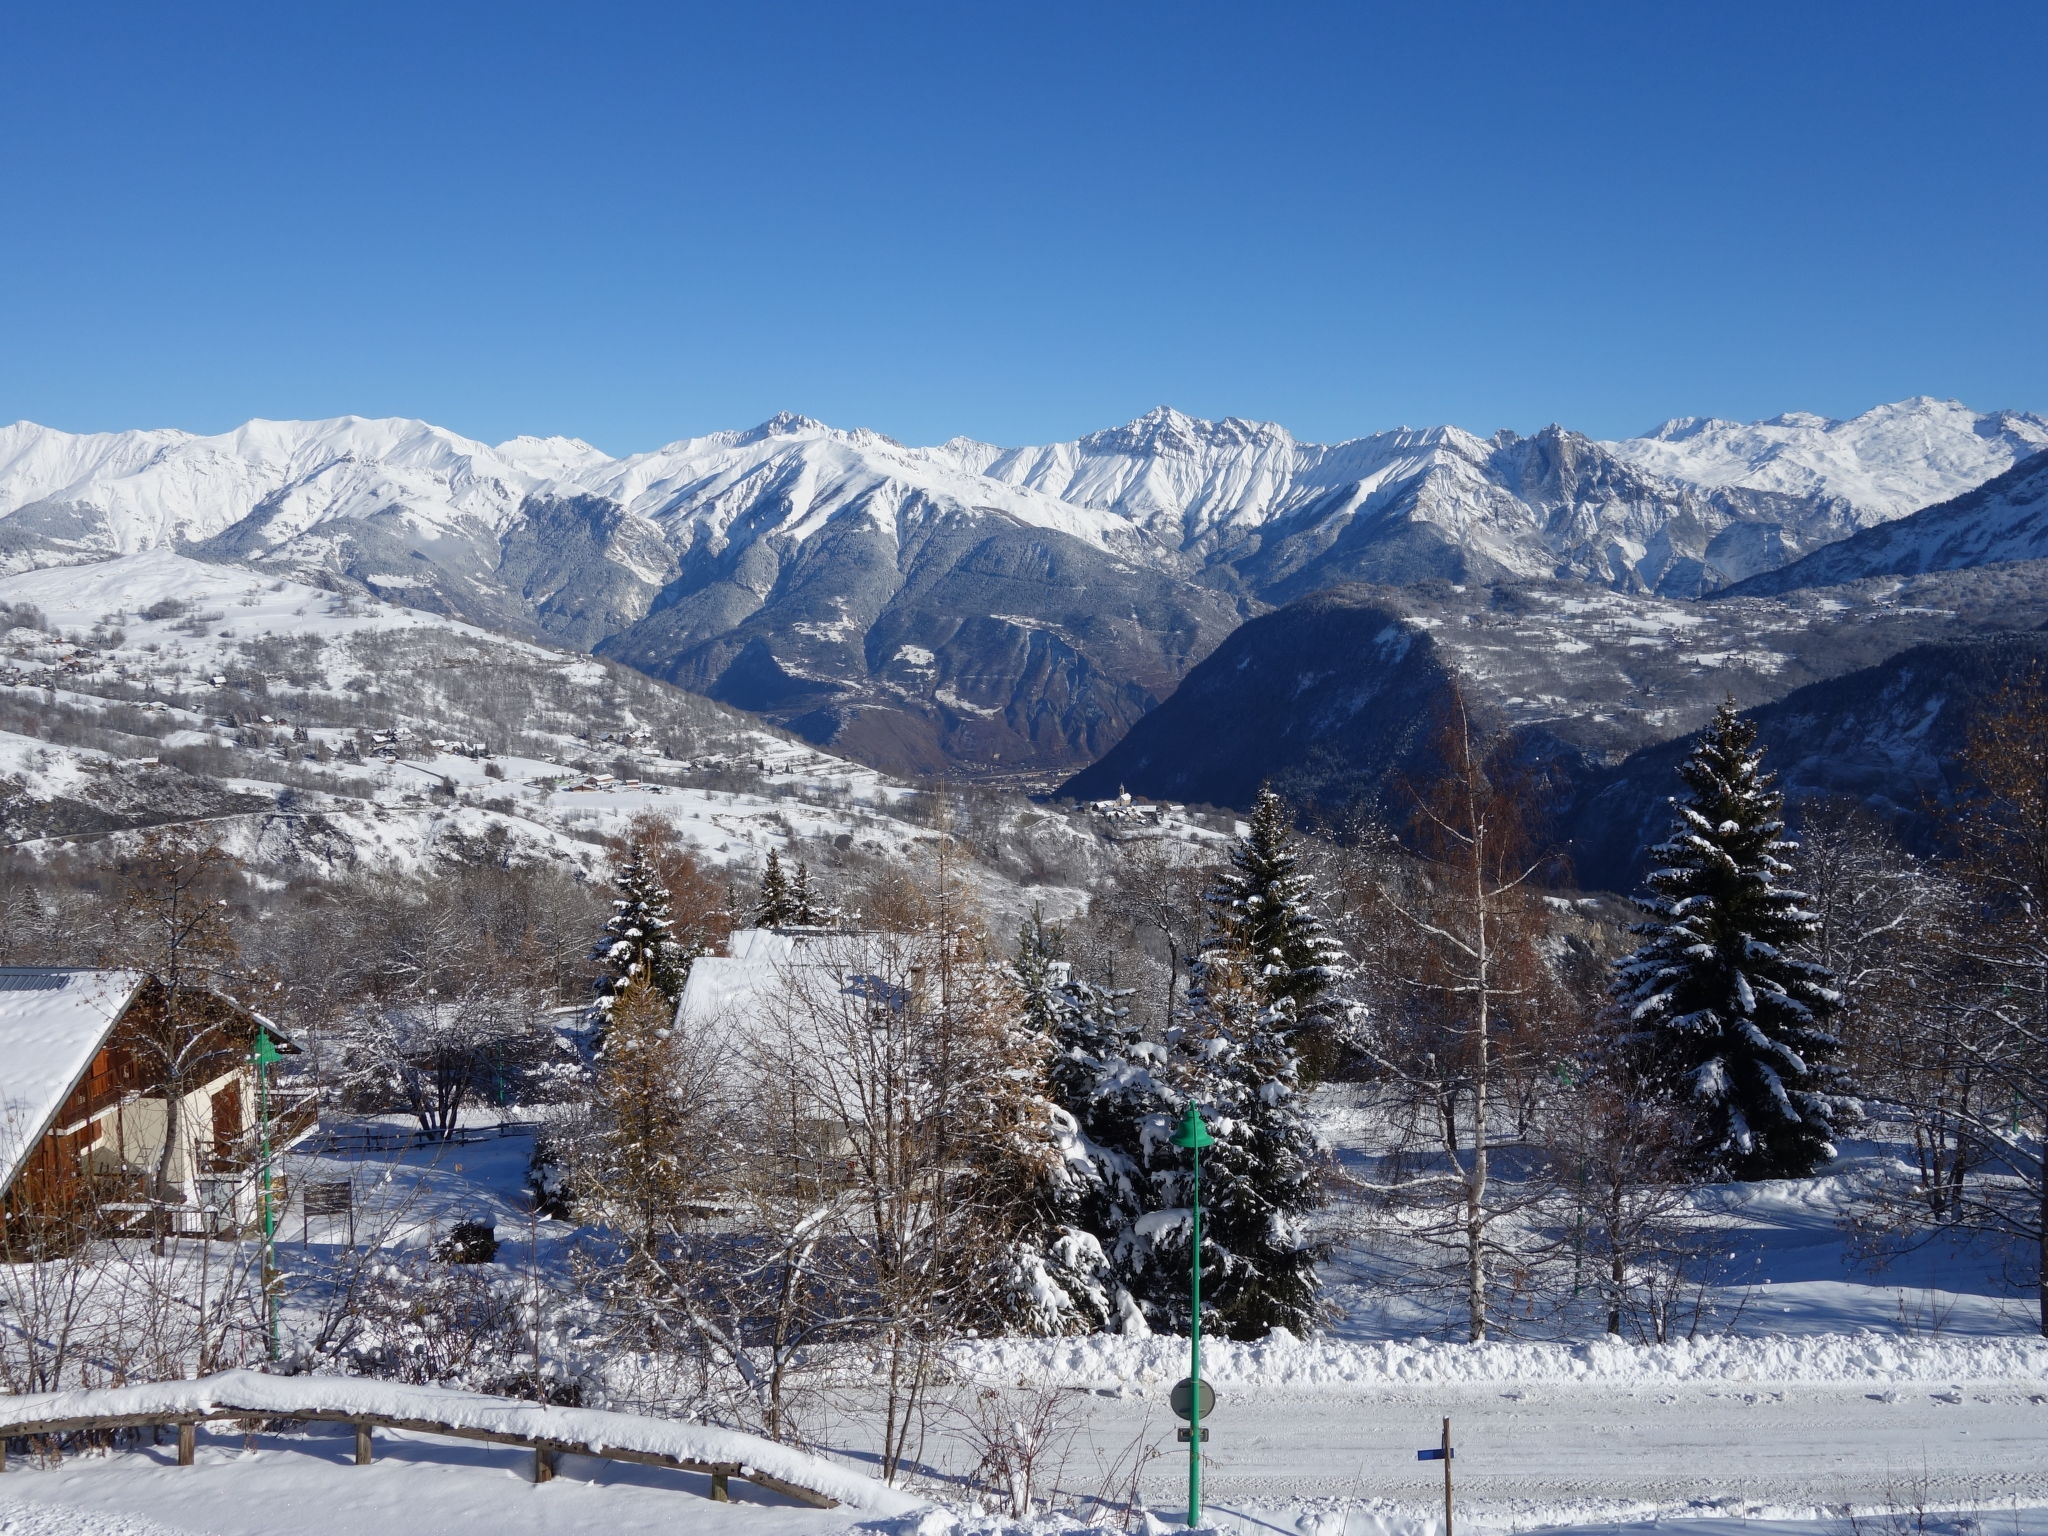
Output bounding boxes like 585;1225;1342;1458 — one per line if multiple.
3;1098;2044;1536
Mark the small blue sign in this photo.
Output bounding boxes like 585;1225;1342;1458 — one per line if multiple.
1417;1448;1453;1461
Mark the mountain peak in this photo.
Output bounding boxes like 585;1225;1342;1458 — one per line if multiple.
737;410;829;443
1083;406;1294;457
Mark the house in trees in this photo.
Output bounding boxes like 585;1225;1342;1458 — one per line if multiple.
0;968;311;1246
674;927;1015;1185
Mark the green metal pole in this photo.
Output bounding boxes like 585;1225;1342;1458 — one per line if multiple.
1188;1138;1202;1528
1171;1103;1213;1529
253;1032;280;1364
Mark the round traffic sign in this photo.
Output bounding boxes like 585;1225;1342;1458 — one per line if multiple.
1169;1377;1215;1421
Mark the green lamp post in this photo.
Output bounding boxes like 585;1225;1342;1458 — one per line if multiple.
251;1028;282;1364
1171;1103;1214;1527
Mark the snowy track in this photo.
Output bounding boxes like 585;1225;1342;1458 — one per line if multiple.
937;1337;2048;1522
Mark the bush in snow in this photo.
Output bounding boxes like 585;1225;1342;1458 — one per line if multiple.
432;1220;500;1264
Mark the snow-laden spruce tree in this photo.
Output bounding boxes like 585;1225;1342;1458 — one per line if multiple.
594;841;691;1014
754;849;798;927
1203;784;1349;1073
789;860;840;927
1122;794;1334;1339
1611;701;1855;1181
1013;915;1163;1332
1135;952;1324;1338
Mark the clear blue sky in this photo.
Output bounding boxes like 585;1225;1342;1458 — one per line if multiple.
3;1;2042;452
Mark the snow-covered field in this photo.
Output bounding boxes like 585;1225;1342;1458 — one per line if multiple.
5;1106;2041;1536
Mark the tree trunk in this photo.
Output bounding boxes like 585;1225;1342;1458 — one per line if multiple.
1465;857;1492;1345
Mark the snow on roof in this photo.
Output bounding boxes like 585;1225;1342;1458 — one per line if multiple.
0;967;145;1189
676;928;873;1040
674;928;967;1102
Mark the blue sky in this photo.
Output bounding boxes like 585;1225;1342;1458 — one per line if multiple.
2;1;2042;451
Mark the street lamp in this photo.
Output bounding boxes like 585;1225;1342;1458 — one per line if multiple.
1170;1103;1214;1527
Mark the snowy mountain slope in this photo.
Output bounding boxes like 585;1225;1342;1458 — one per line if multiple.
1719;449;2048;597
942;408;1856;597
0;413;1149;573
1061;562;2048;826
1605;396;2048;520
2;396;2040;780
0;552;1147;920
0;415;1227;777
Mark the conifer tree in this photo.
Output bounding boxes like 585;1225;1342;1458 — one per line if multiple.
754;850;797;927
1013;915;1161;1331
789;861;839;927
585;978;702;1253
1203;785;1349;1072
1112;788;1336;1337
1139;955;1324;1339
1610;701;1856;1180
594;841;690;1015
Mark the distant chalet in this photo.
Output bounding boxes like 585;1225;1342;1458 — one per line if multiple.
0;969;310;1247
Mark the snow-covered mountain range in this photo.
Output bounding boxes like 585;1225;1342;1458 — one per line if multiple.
1724;448;2048;596
2;397;2043;777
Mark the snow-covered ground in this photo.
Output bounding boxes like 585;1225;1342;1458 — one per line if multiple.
10;1104;2042;1536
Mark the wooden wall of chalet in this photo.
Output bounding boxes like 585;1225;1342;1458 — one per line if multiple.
1;978;268;1253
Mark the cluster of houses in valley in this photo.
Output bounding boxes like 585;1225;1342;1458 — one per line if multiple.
0;969;313;1249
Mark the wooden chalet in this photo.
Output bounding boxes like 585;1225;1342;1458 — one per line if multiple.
0;968;313;1247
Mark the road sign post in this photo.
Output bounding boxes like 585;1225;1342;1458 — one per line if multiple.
1415;1418;1454;1536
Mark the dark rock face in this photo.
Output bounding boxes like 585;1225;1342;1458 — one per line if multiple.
1062;565;2048;880
9;406;2046;788
1061;588;1463;816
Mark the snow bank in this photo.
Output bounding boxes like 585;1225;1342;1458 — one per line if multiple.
950;1330;2048;1390
0;1370;921;1514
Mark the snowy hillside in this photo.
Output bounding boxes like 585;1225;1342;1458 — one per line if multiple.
0;551;1138;918
1063;560;2048;816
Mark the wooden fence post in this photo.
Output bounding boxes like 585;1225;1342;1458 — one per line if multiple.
533;1445;554;1483
355;1423;372;1465
177;1423;195;1466
710;1470;729;1502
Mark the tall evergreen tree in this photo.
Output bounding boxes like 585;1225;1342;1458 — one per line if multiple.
1014;915;1162;1331
1203;785;1349;1072
594;841;690;1015
1610;701;1856;1180
1141;955;1324;1339
754;850;797;927
1117;794;1340;1338
583;978;703;1252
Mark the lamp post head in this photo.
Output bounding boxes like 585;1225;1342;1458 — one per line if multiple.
1171;1104;1214;1151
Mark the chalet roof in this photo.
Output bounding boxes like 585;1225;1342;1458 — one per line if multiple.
0;968;146;1190
675;928;868;1040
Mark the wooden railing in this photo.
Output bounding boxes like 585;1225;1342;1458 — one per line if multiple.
0;1381;855;1509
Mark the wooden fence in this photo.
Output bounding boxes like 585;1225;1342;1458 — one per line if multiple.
0;1394;838;1508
